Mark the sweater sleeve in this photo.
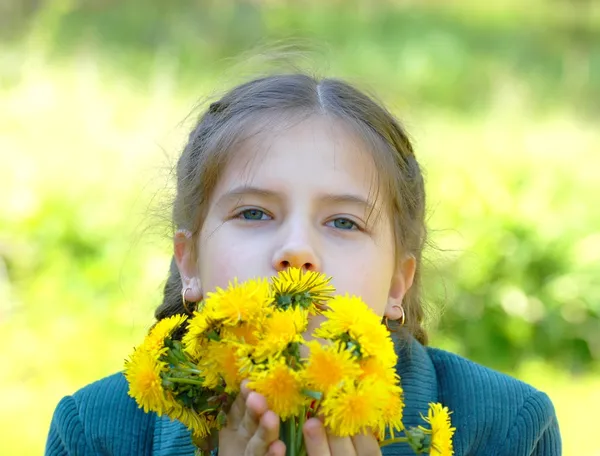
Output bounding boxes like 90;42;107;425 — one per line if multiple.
45;395;96;456
44;373;155;456
503;390;562;456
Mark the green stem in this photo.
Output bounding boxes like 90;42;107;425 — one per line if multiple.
164;376;204;386
175;367;203;375
281;420;290;456
288;418;296;456
296;408;306;453
379;437;409;448
167;346;188;363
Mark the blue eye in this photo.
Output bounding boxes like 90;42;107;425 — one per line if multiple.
239;209;269;220
329;218;358;230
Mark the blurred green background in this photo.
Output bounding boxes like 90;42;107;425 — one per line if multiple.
1;0;599;454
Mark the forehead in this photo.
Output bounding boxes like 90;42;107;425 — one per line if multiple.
215;115;383;202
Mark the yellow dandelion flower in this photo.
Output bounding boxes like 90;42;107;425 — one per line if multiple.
315;294;380;337
199;340;247;393
144;314;188;354
359;357;398;384
303;340;361;393
355;358;404;439
419;403;456;456
355;321;397;367
253;307;307;361
169;401;215;438
375;385;405;440
124;347;170;415
221;321;261;346
320;379;388;437
208;278;273;326
315;295;397;366
271;267;335;309
182;311;211;359
248;359;306;420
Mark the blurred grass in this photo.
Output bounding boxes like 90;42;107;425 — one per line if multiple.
3;0;600;114
1;1;600;455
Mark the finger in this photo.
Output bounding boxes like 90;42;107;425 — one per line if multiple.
303;418;331;456
351;431;381;456
227;389;247;429
229;380;258;429
240;391;269;436
327;435;357;456
267;440;286;456
245;410;281;456
241;379;251;400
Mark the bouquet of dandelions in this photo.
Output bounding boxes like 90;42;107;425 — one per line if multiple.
124;268;455;456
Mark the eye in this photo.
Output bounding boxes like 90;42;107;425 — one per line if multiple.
236;208;271;221
327;217;359;231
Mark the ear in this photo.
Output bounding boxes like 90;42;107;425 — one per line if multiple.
384;254;416;320
173;229;202;302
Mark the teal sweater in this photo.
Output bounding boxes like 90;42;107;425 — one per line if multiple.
45;339;561;455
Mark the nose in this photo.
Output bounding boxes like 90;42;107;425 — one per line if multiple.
271;226;321;272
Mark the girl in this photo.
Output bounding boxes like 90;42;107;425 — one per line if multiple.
46;74;561;455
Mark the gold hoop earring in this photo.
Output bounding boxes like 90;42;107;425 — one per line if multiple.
384;305;406;330
182;287;194;314
384;315;391;330
398;305;406;326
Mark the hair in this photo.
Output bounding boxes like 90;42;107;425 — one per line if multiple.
156;73;428;344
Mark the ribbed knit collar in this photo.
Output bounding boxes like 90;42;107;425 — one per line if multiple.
152;337;438;456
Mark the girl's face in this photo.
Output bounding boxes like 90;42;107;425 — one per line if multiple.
176;115;414;320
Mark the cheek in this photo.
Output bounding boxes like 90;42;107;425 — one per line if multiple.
331;248;394;316
357;280;390;317
198;224;271;291
329;269;390;317
201;255;235;291
197;224;238;291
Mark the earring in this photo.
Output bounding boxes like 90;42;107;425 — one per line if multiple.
384;315;392;330
383;305;406;330
181;287;195;314
398;305;406;326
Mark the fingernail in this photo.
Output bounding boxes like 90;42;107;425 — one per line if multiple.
304;419;320;438
175;229;192;238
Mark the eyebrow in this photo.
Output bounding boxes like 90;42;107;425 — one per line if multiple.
320;193;376;214
217;185;280;204
218;185;376;213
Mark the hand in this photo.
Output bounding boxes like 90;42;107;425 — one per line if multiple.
218;381;286;456
303;418;381;456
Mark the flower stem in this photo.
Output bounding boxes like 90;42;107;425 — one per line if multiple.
296;408;306;453
288;418;296;456
164;376;204;386
379;437;409;448
175;367;203;375
281;420;290;456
